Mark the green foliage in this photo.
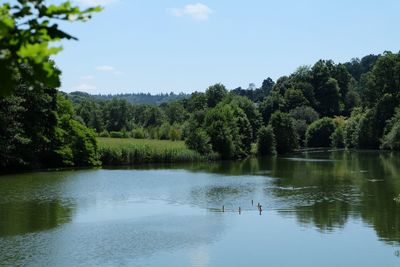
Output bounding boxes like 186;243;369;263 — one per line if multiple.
269;111;298;154
257;126;276;155
316;78;341;116
185;128;212;155
363;52;400;107
163;101;188;124
229;95;262;140
159;123;171;140
259;91;286;124
289;105;320;145
103;99;132;132
99;130;110;138
381;109;400;150
169;127;182;141
305;117;336;148
132;127;145;139
344;89;361;115
98;138;216;165
331;125;345;148
284;88;309;111
54;94;100;166
0;1;101;96
205;84;228;108
75;99;104;132
343;108;364;149
204;104;236;159
109;131;126;138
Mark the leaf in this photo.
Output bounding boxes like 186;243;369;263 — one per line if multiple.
17;42;62;63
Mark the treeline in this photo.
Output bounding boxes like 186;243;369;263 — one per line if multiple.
69;91;188;105
72;52;400;159
2;51;400;170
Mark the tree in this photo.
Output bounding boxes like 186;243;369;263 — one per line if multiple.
259;91;286;124
269;111;298;154
305;117;336;148
164;101;188;124
103;99;132;131
315;78;341;116
284;88;309;111
332;63;352;99
261;77;275;96
289;106;319;124
344;54;380;81
54;94;99;166
204;105;236;159
185;128;212;154
0;80;99;170
228;95;262;140
273;76;293;95
257;126;276;155
0;1;101;96
363;52;400;107
184;92;208;112
205;84;228;108
343;108;364;149
202;103;252;159
75;99;104;132
381;109;400;150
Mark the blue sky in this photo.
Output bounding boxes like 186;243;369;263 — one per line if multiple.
55;0;400;94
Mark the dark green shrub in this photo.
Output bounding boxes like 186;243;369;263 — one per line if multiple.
132;127;145;139
269;111;298;154
110;131;125;138
381;109;400;150
343;108;364;148
185;128;212;155
331;125;345;148
257;125;276;155
305;117;336;147
99;130;110;137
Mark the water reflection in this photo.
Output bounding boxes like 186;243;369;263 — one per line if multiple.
0;200;73;236
102;151;400;244
1;151;400;266
179;151;400;243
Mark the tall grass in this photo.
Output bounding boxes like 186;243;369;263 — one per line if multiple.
97;138;218;165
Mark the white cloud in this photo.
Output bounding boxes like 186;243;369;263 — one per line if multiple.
96;65;115;72
167;3;213;21
73;83;97;92
96;65;123;75
80;75;95;80
74;0;118;6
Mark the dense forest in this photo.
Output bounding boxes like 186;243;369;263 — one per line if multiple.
69;91;188;105
2;49;400;170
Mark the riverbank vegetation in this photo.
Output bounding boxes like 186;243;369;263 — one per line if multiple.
97;138;215;165
2;51;400;171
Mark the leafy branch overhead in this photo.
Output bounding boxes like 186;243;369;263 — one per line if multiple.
0;0;102;96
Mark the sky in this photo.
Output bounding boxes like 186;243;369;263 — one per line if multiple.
53;0;400;94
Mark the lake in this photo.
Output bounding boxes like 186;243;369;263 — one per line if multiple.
1;151;400;266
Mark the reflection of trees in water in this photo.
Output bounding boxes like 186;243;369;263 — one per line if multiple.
0;200;74;237
0;171;76;237
177;151;400;244
271;151;400;243
358;153;400;245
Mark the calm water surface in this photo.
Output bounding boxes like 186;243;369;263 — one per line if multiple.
1;151;400;266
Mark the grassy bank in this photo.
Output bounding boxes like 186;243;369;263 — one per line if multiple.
97;138;217;165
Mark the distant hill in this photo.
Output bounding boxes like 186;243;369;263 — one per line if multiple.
67;91;189;105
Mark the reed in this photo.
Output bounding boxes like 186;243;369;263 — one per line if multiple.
97;138;217;165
